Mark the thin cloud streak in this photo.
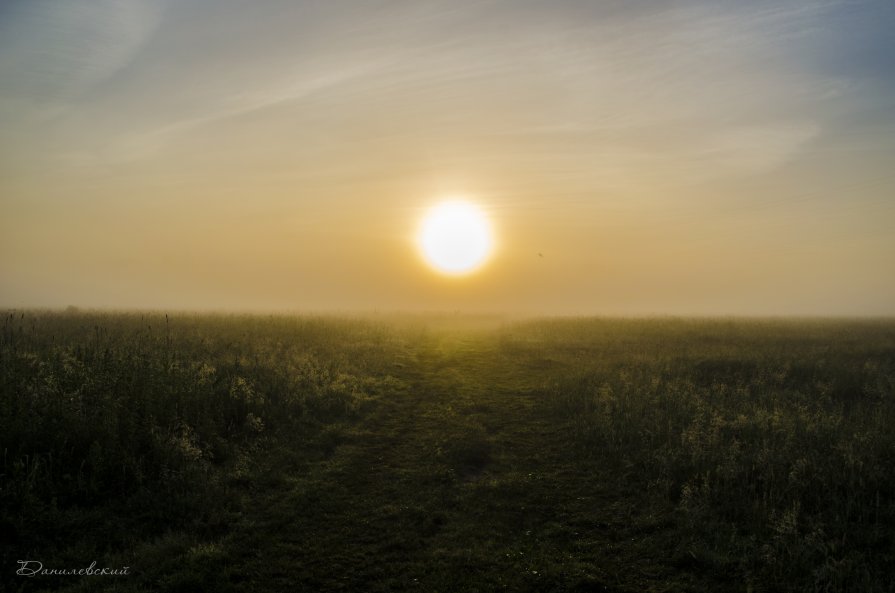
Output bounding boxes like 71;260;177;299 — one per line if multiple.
0;0;163;120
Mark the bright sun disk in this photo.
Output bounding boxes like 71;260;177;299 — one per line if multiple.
418;201;493;275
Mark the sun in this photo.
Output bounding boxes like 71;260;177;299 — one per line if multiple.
418;200;494;275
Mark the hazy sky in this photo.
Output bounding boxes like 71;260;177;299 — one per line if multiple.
2;0;894;315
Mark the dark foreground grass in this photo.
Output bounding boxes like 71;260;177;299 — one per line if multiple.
2;312;893;592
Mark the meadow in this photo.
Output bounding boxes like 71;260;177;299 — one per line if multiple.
1;311;893;592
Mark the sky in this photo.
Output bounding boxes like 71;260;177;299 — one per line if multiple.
1;0;894;315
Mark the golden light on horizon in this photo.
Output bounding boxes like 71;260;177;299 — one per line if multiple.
417;200;494;276
1;2;893;315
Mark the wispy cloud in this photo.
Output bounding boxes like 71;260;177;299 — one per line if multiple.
1;0;893;314
0;0;162;120
0;0;882;185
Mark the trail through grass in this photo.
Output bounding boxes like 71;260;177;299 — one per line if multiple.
166;329;688;593
3;314;893;592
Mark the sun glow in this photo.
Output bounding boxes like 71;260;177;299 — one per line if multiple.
418;201;494;275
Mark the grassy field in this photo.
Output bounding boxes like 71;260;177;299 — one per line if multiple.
2;312;893;592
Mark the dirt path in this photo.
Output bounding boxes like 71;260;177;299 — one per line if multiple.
218;331;706;593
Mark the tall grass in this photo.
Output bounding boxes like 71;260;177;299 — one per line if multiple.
0;311;409;571
3;313;892;592
500;318;895;592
